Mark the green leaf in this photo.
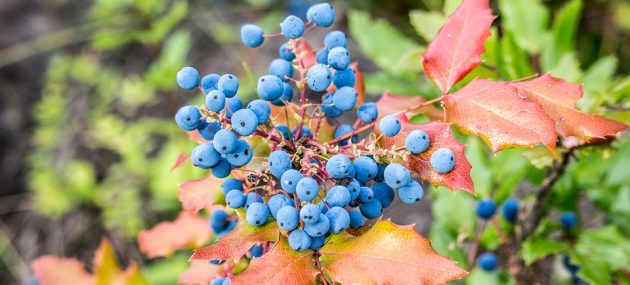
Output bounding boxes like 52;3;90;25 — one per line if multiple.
144;30;192;90
443;0;462;16
498;0;549;53
520;238;569;265
541;0;583;71
409;10;447;41
571;226;630;285
583;55;618;93
500;31;534;80
548;53;582;82
606;138;630;186
466;137;493;198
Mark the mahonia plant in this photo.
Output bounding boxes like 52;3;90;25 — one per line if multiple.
158;0;627;284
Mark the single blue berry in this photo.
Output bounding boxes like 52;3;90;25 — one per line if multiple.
281;169;303;194
502;198;519;223
201;73;220;93
310;236;326;250
211;158;232;178
246;202;269;226
379;115;401;137
374;162;386;182
175;106;201;131
359;199;382;219
268;194;294;219
231;109;258;136
213;129;238;154
288;229;312;251
218;74;239;98
177;67;199;90
304;213;330;237
321;93;343;118
281;15;305;39
324;30;347;50
257;75;284;101
476;199;497;220
191;143;221;169
240;24;264;48
226;190;245;209
357;186;374;204
430;148;455;173
327;47;350;70
372;182;394;208
347;179;361;200
357;102;378;123
384;163;410;189
268;150;292;178
308;3;335;27
277;206;299;231
333;68;355;88
271;83;294;106
247;99;271;125
306;64;332;92
406;130;430;154
478;252;498;271
398;180;424;204
333;86;358;112
349;209;365;228
197;120;221;140
205;90;226;112
300;203;320;224
250;244;263;258
326;154;352;179
268;58;293;81
316;49;329;65
279;43;296;61
326;207;350;233
226;140;253;167
334;124;358;146
326;185;351;207
244;192;263;211
225;96;242;118
560;212;577;229
353;156;378;182
296;177;319;202
210;209;230;232
221;178;243;195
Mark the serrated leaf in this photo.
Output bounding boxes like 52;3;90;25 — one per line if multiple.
190;211;279;261
139;212;211;258
231;238;318;284
319;220;468;284
32;256;95;285
178;175;222;213
178;260;222;285
444;79;557;152
375;92;443;120
171;152;191;171
520;238;569;265
511;74;628;144
422;0;494;93
379;114;474;193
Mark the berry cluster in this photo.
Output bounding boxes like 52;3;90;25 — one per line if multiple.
174;2;457;253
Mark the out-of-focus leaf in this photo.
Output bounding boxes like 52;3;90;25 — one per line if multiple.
178;260;223;285
144;30;192;90
548;53;582;82
572;226;630;285
178;175;223;212
500;31;534;80
32;256;95;285
541;0;583;71
138;212;211;258
498;0;548;53
520;238;569;265
409;10;447;41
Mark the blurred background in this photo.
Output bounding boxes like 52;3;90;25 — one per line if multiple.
1;0;630;284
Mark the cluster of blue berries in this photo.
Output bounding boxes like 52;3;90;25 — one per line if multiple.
174;2;459;253
474;198;519;272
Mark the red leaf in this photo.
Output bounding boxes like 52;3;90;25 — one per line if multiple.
510;74;628;143
32;256;94;285
178;175;221;212
190;211;279;261
379;114;474;193
139;212;211;258
376;92;443;120
422;0;494;93
187;131;208;144
178;260;223;285
230;238;318;285
319;220;468;284
351;62;366;106
171;153;191;171
298;39;317;69
444;79;557;152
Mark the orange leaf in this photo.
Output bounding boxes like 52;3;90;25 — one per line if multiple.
379;114;474;193
351;62;366;106
190;211;279;261
298;39;317;69
178;260;223;285
444;79;557;152
171;152;191;171
178;175;221;212
376;92;443;120
230;238;319;285
32;256;94;285
422;0;494;93
320;220;467;284
139;212;211;258
510;74;628;143
187;131;208;144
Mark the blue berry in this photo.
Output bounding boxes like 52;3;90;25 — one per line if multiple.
357;186;374;204
210;209;230;232
209;259;224;265
372;182;394;208
326;185;351;207
221;178;242;195
353;156;378;182
225;96;243;118
201;73;220;93
247;99;271;125
562;255;580;273
231;109;258;136
327;47;350;70
277;206;299;231
430;148;455;173
257;75;284;101
347;179;361;200
216;217;236;237
268;194;294;219
218;74;239;98
176;67;200;90
308;3;335;27
240;24;264;48
333;68;355;88
349;209;365;228
306;64;332;92
288;230;312;251
271;83;294;106
250;244;264;258
246;202;269;226
379;115;401;137
197;120;221;140
310;236;326;250
175;106;201;131
280;169;303;193
326;154;352;179
275;125;292;140
406;130;430;154
326;207;350;233
359;199;382;219
226;190;245;209
191;143;220;169
374;162;386;182
292;126;313;139
477;252;498;271
213;129;238;154
281;15;305;39
357;103;378;123
316;49;329;65
268;58;293;81
205;90;226;112
211;158;232;178
333;86;358;111
384;163;410;189
296;177;319;202
300;203;320;224
210;277;229;285
334;124;358;146
321;93;343;118
268;150;292;178
304;213;330;237
244;192;263;210
398;180;424;204
476;199;497;220
502;198;519;223
324;30;347;50
226;140;253;167
560;212;577;229
279;43;296;61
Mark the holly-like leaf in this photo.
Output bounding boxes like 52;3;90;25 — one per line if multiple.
375;92;443;120
444;79;557;152
510;74;628;143
178;260;223;285
139;212;211;258
422;0;494;93
171;152;191;171
230;238;319;284
379;114;474;193
32;256;95;285
93;238;150;285
319;220;468;284
178;175;221;212
190;211;279;261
